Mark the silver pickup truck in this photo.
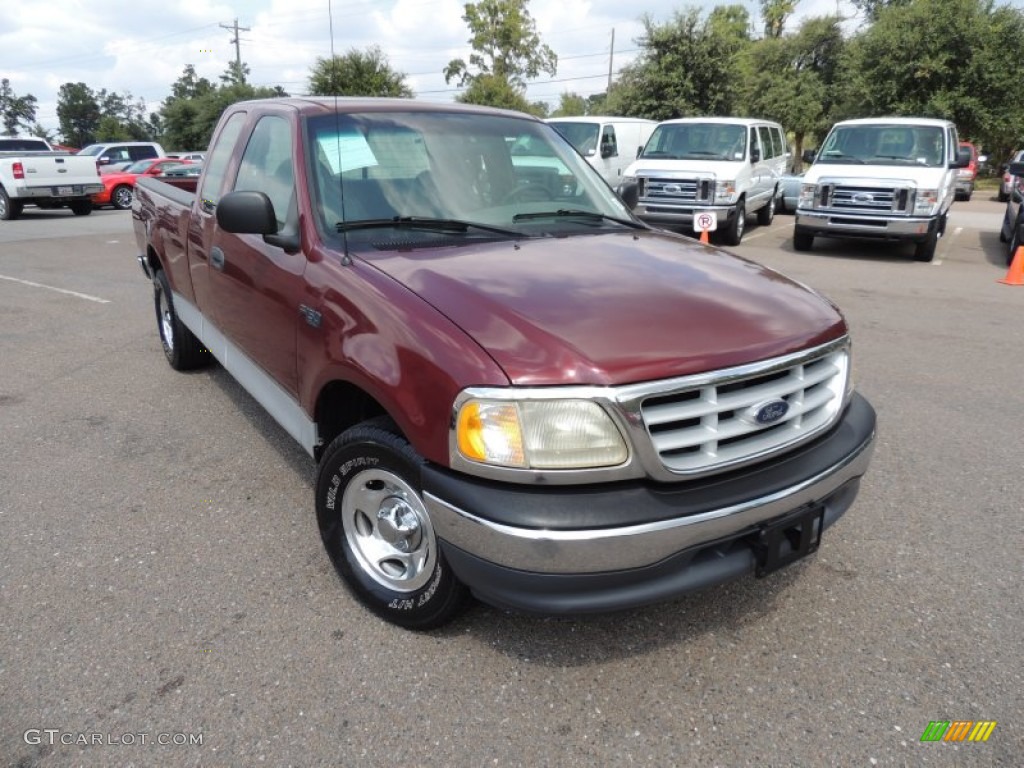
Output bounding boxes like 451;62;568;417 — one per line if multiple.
0;138;103;220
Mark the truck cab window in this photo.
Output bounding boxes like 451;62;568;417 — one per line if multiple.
199;111;247;208
234;115;295;228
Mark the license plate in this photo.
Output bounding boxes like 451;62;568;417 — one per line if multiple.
56;186;73;196
752;504;825;577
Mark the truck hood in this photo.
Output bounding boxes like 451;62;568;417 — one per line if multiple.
359;231;845;386
803;164;948;187
625;158;747;179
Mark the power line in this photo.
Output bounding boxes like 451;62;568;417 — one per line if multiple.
220;18;251;70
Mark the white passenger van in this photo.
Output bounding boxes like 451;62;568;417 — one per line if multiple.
794;117;969;262
546;117;657;187
621;117;789;245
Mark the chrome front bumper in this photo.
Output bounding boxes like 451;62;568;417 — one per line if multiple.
796;210;938;238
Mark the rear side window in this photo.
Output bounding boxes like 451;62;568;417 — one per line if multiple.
199;111;247;207
128;145;158;161
758;126;773;159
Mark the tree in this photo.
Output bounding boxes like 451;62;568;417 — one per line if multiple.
308;46;413;97
839;0;1024;157
551;92;587;117
444;0;557;111
0;79;38;136
604;7;752;121
849;0;912;24
57;83;101;147
760;0;796;38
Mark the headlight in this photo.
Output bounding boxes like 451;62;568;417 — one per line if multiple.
799;183;816;208
913;188;939;215
715;180;737;203
455;398;628;469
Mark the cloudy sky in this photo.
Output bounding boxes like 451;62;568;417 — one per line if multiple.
3;0;855;141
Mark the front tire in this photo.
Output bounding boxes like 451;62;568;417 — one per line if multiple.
914;229;939;262
153;269;209;370
721;200;746;245
316;419;468;630
793;228;814;252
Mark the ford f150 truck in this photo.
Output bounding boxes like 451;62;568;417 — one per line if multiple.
133;98;876;629
0;137;103;219
794;117;971;261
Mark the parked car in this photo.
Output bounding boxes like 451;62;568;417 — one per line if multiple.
0;138;102;219
77;141;166;168
998;150;1024;202
159;162;202;178
132;97;876;630
621;117;789;245
92;157;189;209
778;172;803;214
954;141;978;201
998;159;1024;264
167;151;206;162
546;117;656;187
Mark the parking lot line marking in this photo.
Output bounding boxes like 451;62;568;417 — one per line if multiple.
0;274;111;304
932;226;963;266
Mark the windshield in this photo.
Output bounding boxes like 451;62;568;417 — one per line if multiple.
306;111;636;247
549;122;600;155
77;146;103;156
817;124;946;167
640;123;747;161
126;160;155;173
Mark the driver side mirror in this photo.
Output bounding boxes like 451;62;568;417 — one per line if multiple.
802;149;817;164
952;146;972;169
600;143;616;159
616;180;639;209
217;190;300;253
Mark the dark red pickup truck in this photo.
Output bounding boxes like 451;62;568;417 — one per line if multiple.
133;98;875;629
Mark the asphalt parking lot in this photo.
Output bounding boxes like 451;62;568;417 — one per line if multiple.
1;196;1021;767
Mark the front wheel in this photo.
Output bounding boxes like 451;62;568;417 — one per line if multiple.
793;229;814;252
316;419;468;630
914;229;939;262
720;200;746;245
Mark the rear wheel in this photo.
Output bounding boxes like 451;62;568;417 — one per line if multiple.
70;201;92;216
316;418;469;630
793;229;814;252
0;188;22;220
153;269;209;370
112;185;133;210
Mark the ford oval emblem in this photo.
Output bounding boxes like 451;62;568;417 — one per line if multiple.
852;192;874;203
741;399;790;426
663;184;682;194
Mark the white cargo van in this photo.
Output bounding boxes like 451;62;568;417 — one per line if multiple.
794;117;969;262
621;117;788;245
547;117;656;187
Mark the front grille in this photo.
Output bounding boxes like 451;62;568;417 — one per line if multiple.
640;347;848;474
640;177;711;204
816;184;912;215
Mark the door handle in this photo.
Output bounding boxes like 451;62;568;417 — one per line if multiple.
210;247;225;271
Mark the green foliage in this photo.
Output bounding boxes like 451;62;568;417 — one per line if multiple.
760;0;797;38
445;0;556;112
840;0;1024;156
0;79;38;136
308;47;413;97
56;82;154;145
57;83;101;147
552;92;587;117
158;64;288;152
604;7;752;121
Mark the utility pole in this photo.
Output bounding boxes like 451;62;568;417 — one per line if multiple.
219;18;250;71
607;28;615;92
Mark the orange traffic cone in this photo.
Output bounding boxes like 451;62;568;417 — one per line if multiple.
699;229;709;244
999;246;1024;286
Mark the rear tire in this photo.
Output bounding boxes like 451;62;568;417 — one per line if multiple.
316;418;469;630
153;269;209;370
0;187;22;220
1008;218;1022;266
793;229;814;252
70;201;92;216
757;189;776;226
112;185;133;210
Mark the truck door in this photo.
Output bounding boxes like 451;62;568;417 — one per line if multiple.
207;113;305;394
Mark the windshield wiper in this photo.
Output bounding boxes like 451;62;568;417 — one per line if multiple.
511;209;645;228
336;216;520;236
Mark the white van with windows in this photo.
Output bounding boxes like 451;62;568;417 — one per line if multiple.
547;117;656;187
621;117;789;245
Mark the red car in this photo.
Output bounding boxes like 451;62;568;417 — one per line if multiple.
93;158;190;209
955;141;978;201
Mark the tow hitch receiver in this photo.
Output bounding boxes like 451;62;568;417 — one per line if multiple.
752;504;825;577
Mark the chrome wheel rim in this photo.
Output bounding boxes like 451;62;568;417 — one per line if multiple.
736;208;745;239
341;468;436;592
114;187;133;209
158;286;174;350
0;194;7;217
